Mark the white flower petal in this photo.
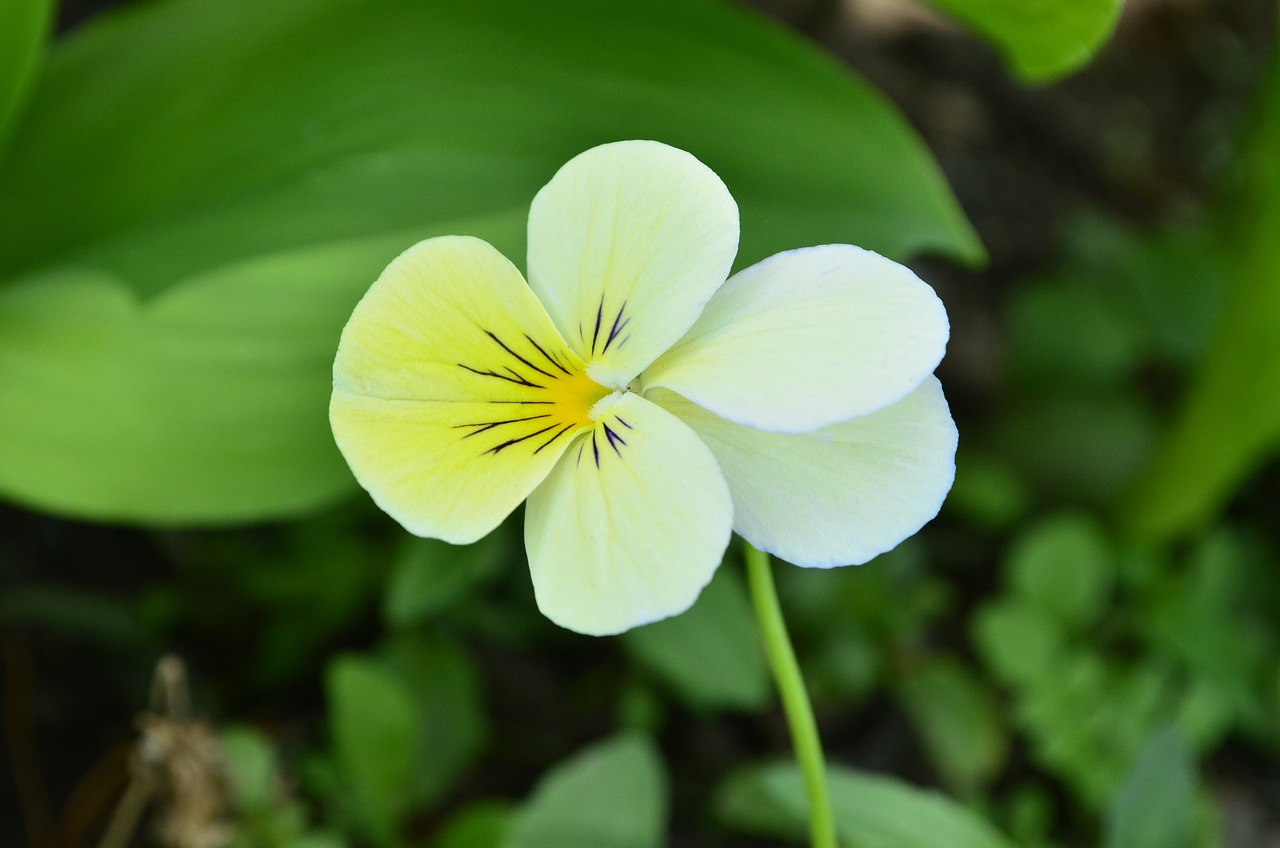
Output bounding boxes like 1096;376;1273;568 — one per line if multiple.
651;378;957;567
642;244;949;433
524;392;733;635
526;140;739;388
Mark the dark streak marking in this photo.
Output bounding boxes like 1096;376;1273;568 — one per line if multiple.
459;364;544;389
487;331;555;379
602;422;626;455
615;416;633;429
486;424;557;455
576;441;586;466
454;414;549;438
488;400;554;405
525;334;572;375
602;304;629;354
591;431;601;468
533;423;574;454
590;300;605;355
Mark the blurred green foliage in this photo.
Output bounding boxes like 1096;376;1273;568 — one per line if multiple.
0;0;979;523
2;1;1277;848
920;0;1122;83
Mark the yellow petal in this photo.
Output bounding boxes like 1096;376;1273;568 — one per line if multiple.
331;235;613;542
526;140;739;389
524;392;733;635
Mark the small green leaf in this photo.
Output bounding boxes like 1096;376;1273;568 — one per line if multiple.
919;0;1122;83
896;656;1008;794
1006;514;1114;630
1128;48;1280;541
718;762;1018;848
0;0;52;150
221;726;279;813
383;529;513;629
434;802;516;848
1102;726;1197;848
0;0;978;523
944;452;1029;532
503;734;668;848
326;655;423;846
972;599;1067;688
622;567;769;711
379;635;486;810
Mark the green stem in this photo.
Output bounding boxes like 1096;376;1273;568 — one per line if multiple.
743;542;838;848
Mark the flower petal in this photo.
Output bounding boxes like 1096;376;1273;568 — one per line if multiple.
331;235;604;543
526;140;739;388
642;244;949;433
524;392;733;635
651;377;957;567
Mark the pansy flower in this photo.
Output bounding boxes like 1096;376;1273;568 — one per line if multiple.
330;140;957;635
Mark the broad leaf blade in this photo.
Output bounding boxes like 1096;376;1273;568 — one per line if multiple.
920;0;1122;83
0;0;52;152
0;0;979;523
503;734;668;848
718;762;1018;848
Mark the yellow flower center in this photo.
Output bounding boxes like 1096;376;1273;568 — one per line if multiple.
454;329;611;457
549;368;613;430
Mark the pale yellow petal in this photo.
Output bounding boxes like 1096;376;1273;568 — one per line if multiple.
523;392;733;635
331;235;614;542
526;140;739;388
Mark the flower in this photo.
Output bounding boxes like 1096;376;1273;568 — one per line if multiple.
330;140;957;636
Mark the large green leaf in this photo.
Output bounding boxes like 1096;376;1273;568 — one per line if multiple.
717;762;1017;848
0;0;979;523
919;0;1122;83
502;734;668;848
1127;49;1280;541
0;0;52;150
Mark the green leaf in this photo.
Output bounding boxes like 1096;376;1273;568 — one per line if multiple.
503;734;668;848
326;654;423;846
972;599;1067;688
221;726;279;813
1006;514;1114;630
1102;726;1197;848
379;635;486;810
1128;47;1280;541
622;566;769;711
0;0;52;151
919;0;1122;83
383;528;513;629
434;802;516;848
717;762;1018;848
896;657;1008;795
0;0;979;523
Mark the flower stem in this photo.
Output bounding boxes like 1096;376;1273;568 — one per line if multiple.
743;542;838;848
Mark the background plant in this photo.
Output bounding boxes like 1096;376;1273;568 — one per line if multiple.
1;0;1277;846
